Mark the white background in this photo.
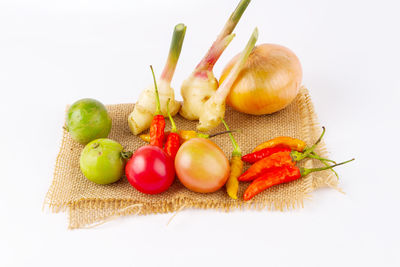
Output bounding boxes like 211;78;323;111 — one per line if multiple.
1;0;399;266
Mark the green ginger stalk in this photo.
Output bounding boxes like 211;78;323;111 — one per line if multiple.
128;23;186;135
197;27;258;132
179;0;251;121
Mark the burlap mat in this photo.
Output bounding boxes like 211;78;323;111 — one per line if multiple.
45;87;338;229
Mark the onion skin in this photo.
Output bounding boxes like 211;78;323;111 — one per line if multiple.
220;44;302;115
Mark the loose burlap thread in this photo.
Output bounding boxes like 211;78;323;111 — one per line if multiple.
44;87;338;229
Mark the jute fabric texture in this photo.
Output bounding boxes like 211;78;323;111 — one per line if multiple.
45;87;338;229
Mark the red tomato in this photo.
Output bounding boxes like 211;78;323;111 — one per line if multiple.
125;145;175;194
175;138;230;193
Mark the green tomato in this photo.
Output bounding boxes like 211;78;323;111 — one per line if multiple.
66;98;112;144
80;138;130;185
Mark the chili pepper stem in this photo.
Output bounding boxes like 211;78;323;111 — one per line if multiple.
291;127;326;161
196;132;209;138
300;158;355;176
307;152;336;164
312;126;325;147
139;130;235;143
304;126;325;155
221;118;241;156
319;159;339;179
166;99;177;133
221;117;242;200
150;65;161;115
301;126;325;156
208;130;236;138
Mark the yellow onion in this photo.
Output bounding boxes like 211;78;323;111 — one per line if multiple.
219;43;302;115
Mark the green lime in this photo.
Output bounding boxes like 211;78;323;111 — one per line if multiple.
80;138;131;185
66;98;112;144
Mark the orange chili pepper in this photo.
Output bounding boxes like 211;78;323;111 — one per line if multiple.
221;118;242;200
243;127;339;180
252;127;330;160
140;132;169;143
252;136;306;153
239;149;336;182
252;128;328;154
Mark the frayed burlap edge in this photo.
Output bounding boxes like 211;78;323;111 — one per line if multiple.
299;88;342;193
44;87;340;229
67;195;311;229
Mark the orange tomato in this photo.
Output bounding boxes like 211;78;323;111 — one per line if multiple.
175;138;230;193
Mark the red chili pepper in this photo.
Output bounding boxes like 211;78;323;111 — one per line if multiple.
243;158;355;201
238;151;297;182
243;166;299;201
150;115;165;148
149;65;165;148
248;127;328;161
239;128;337;181
164;99;180;160
242;147;291;163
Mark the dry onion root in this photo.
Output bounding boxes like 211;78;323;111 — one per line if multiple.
179;0;251;121
128;23;186;135
197;28;258;132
